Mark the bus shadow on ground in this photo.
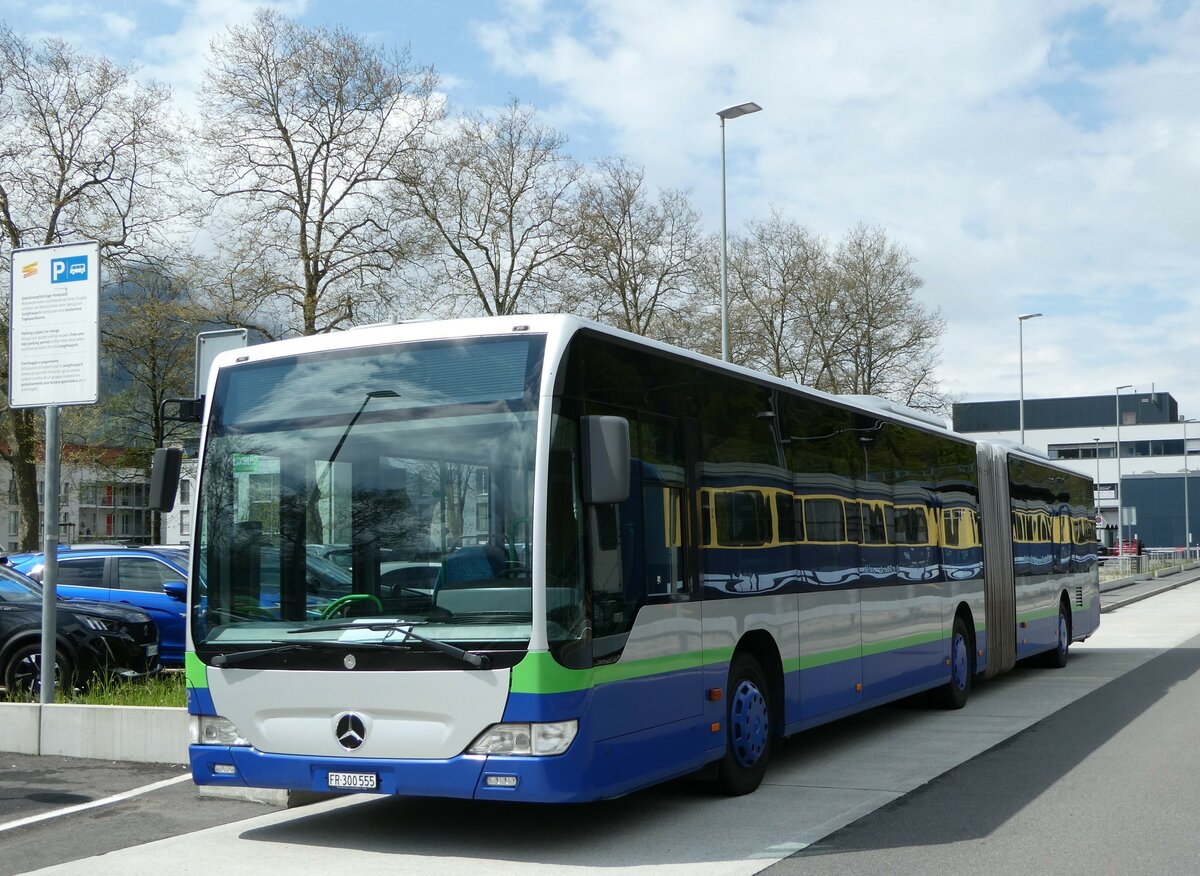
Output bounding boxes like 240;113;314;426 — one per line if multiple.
788;636;1200;860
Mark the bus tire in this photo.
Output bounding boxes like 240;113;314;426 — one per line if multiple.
1040;600;1071;669
935;616;973;710
715;653;771;796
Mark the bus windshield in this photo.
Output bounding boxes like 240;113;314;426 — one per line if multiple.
192;334;545;665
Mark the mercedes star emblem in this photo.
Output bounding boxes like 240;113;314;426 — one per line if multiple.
335;712;367;750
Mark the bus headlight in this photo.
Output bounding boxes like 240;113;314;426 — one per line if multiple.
191;715;250;747
468;720;578;756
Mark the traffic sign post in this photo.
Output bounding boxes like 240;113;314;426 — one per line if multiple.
8;241;100;703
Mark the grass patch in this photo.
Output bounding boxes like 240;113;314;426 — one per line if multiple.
67;670;187;707
4;670;186;707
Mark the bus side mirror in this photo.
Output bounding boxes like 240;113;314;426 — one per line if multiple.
150;447;183;512
582;416;630;504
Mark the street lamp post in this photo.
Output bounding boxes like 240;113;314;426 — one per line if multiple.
1017;313;1042;444
1093;436;1101;517
1115;384;1133;555
718;101;762;362
1184;418;1197;556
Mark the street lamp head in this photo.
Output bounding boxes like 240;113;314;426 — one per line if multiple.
1018;312;1043;321
718;102;763;120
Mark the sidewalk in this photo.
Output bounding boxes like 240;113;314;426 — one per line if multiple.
1100;565;1200;613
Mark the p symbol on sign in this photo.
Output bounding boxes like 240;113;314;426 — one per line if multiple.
49;256;87;284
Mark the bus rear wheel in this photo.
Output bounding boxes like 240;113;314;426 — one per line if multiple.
1039;601;1071;669
934;616;973;710
715;653;771;796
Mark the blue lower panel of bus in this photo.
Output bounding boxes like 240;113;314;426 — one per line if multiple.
1016;613;1059;659
190;709;717;804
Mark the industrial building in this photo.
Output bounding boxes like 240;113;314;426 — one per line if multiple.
953;390;1198;550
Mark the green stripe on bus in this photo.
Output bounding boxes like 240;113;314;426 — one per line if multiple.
512;629;967;695
185;652;208;689
509;651;594;694
511;649;724;694
593;650;711;685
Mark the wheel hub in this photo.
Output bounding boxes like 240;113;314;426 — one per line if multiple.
730;678;769;767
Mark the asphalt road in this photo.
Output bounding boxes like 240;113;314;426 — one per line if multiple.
0;758;278;876
3;579;1200;875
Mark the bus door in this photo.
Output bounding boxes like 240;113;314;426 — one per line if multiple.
587;414;703;745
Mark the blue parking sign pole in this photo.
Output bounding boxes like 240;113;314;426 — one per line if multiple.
39;405;60;703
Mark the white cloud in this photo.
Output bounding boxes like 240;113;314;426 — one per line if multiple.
6;0;1196;418
136;0;310;114
473;0;1200;418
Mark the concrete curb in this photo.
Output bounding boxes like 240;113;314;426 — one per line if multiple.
1;702;329;808
197;785;291;806
0;703;187;764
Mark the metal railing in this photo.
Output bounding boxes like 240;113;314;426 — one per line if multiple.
1099;547;1200;583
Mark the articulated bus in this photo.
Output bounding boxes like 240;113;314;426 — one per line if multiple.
162;315;1099;802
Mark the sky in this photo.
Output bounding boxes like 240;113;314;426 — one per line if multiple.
5;0;1199;420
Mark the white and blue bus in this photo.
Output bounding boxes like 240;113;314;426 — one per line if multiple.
163;314;1099;802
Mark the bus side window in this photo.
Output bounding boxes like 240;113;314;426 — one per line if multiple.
844;501;863;544
715;490;769;546
804;498;846;543
942;509;960;548
644;484;684;596
862;502;888;545
776;493;795;543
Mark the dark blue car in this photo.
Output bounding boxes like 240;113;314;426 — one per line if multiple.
10;547;188;666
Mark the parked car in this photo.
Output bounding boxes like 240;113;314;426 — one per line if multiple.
0;563;160;694
9;546;188;666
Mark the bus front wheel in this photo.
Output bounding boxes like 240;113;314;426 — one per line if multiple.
715;653;771;796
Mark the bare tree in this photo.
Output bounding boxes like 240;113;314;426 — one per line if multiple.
566;157;704;341
100;263;199;448
715;216;945;409
725;210;830;382
0;27;181;550
401;99;579;317
827;223;945;408
196;9;440;338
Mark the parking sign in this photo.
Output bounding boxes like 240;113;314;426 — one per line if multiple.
8;241;100;408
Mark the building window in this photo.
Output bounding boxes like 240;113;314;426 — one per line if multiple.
1050;440;1187;461
180;509;191;537
1049;442;1115;460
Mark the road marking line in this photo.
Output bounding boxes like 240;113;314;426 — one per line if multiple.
749;841;809;859
0;773;193;834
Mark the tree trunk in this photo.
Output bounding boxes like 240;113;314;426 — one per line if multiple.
11;408;43;551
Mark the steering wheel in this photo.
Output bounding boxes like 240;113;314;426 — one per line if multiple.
319;593;384;620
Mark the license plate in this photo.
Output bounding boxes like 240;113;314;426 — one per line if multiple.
328;771;377;790
145;644;159;656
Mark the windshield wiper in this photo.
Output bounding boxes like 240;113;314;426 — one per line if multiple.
210;640;390;667
286;620;491;669
210;637;450;668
